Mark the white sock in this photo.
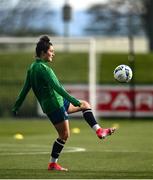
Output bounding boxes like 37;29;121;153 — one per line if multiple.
50;157;58;163
92;124;101;132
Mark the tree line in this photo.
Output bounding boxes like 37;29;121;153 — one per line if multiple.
0;0;153;51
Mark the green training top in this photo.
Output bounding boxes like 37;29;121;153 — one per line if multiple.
12;58;81;114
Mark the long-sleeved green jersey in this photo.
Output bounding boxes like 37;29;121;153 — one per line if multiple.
12;58;81;114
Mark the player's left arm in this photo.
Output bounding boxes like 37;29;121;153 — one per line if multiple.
12;69;31;114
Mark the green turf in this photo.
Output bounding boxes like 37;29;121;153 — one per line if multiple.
1;52;153;84
0;52;88;83
0;118;153;179
100;53;153;84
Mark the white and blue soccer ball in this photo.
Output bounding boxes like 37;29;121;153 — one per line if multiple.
113;64;133;83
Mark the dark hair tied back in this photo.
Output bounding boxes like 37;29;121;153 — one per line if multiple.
36;35;53;58
40;35;50;43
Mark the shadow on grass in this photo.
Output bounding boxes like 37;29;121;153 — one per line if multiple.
0;169;153;179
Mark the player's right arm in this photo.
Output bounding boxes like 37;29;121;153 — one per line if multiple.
12;69;31;114
42;65;81;107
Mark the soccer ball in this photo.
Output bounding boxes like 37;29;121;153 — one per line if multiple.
113;64;133;83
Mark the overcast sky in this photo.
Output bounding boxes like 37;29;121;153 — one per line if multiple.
7;0;107;11
52;0;107;10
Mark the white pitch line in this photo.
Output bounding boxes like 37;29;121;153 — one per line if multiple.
0;146;86;156
64;147;86;153
0;152;49;156
0;143;50;148
99;149;153;153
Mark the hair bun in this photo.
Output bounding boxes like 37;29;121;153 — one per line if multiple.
39;35;50;43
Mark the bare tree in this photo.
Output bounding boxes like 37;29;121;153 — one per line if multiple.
84;0;144;36
0;0;56;36
84;0;153;52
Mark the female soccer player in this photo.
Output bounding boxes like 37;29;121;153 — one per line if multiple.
12;35;116;171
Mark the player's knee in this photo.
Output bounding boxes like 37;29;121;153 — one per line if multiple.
80;100;91;109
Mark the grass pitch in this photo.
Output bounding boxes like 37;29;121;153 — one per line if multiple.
0;118;153;179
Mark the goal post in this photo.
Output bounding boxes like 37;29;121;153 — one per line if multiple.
89;38;97;116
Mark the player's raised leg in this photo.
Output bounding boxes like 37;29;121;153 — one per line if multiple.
68;100;116;139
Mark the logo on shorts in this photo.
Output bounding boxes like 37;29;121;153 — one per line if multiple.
65;111;68;116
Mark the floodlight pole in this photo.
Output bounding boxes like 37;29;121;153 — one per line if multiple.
62;0;72;51
128;11;135;118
